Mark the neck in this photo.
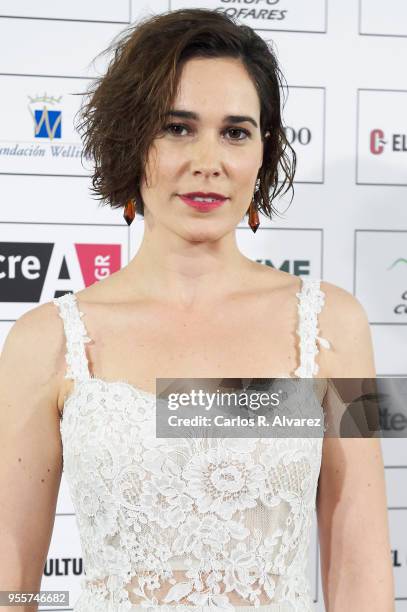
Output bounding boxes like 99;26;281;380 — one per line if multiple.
122;224;254;308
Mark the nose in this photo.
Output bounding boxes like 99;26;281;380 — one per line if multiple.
190;132;223;178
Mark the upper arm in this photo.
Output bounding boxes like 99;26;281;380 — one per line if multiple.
316;283;395;608
318;280;376;379
0;302;65;592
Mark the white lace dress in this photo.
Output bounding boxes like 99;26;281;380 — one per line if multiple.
53;277;331;612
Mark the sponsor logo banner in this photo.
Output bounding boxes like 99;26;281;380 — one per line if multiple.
357;89;407;185
0;222;127;315
355;230;407;324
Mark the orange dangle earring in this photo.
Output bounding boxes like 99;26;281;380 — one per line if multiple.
123;199;136;226
248;178;260;233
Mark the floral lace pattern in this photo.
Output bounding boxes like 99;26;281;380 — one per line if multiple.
294;279;330;378
53;277;330;612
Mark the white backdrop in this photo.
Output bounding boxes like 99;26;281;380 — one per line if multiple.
0;0;406;610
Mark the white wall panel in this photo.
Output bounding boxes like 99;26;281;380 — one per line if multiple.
0;0;130;23
0;18;125;77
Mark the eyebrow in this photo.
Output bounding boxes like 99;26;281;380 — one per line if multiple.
164;109;258;129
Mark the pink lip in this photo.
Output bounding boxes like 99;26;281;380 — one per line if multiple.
179;195;227;211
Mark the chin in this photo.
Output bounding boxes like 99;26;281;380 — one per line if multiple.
183;225;223;242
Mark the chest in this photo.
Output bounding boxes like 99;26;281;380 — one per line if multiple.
85;293;301;387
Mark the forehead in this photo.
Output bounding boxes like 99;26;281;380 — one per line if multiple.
174;57;261;119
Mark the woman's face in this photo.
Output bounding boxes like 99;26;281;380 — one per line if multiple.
140;56;264;240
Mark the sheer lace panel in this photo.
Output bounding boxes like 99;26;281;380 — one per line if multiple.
53;277;330;611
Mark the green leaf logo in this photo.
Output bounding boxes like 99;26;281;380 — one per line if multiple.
387;258;407;270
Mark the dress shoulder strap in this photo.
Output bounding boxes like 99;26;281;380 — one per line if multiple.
53;292;92;382
294;277;331;378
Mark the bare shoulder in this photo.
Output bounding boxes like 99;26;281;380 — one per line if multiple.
0;300;67;415
247;263;301;294
318;280;376;377
257;270;375;377
3;300;64;360
72;269;140;304
248;268;375;378
319;279;371;336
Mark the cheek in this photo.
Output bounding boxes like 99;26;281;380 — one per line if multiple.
227;150;260;178
144;143;173;186
238;156;260;175
158;159;178;181
153;145;180;183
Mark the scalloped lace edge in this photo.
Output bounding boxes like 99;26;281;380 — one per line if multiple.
294;279;331;378
53;293;92;382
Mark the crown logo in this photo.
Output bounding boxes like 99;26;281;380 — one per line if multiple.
28;93;63;106
28;92;63;140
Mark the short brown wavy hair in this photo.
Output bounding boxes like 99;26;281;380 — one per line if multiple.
75;8;296;220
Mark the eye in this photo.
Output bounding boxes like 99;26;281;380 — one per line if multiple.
226;127;251;140
163;123;251;141
164;123;189;136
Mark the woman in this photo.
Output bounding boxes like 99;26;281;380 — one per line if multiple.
0;8;394;612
